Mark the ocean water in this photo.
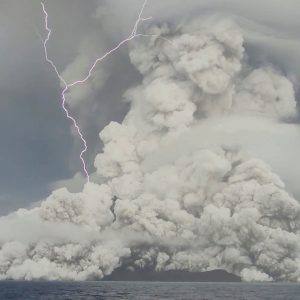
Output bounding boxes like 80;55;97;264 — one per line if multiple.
0;281;299;300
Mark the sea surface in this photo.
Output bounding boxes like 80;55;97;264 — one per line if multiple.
0;281;299;300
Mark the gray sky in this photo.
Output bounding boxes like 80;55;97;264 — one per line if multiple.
0;0;139;214
1;0;300;215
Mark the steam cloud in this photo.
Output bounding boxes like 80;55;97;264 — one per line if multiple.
1;12;300;282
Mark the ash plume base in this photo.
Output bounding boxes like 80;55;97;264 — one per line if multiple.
1;5;300;282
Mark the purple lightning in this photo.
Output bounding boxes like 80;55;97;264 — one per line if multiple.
41;0;174;182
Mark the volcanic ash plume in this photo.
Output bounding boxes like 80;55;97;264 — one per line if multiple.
1;17;300;282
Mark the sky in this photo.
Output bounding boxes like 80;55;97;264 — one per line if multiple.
0;0;300;214
0;0;140;214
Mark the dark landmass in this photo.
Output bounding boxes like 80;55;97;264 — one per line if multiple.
103;267;241;282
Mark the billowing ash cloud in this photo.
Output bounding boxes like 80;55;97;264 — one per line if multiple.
1;13;300;282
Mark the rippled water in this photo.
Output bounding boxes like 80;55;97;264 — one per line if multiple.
0;281;300;299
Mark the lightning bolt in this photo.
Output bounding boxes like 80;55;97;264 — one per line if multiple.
66;0;152;89
41;2;90;182
41;0;175;183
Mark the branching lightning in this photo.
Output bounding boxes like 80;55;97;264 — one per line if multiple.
41;0;174;183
